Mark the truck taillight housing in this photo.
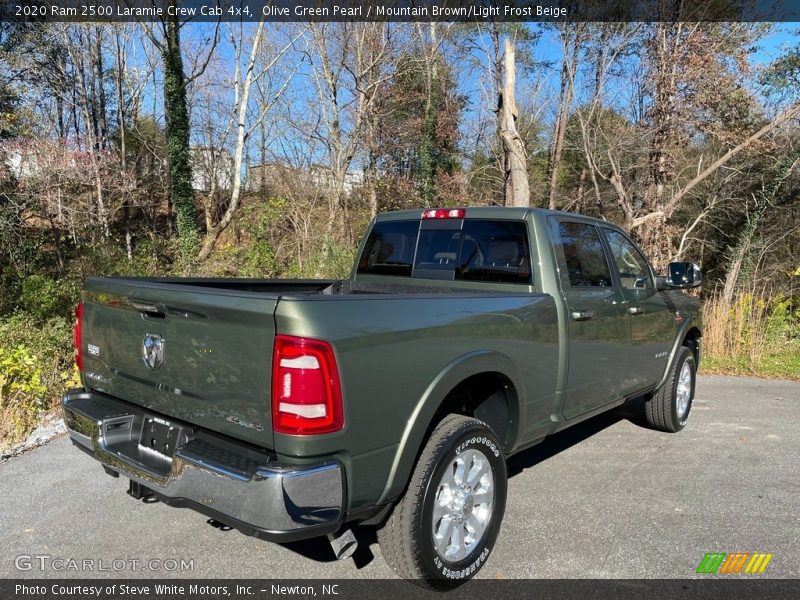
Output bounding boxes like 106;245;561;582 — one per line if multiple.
272;335;343;435
73;302;84;371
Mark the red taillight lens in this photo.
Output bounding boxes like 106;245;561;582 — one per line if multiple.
272;335;343;435
73;302;84;371
422;208;466;219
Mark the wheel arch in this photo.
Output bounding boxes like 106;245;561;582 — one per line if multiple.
375;351;524;506
657;320;702;390
683;326;702;367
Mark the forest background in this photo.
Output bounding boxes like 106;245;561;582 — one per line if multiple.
1;9;798;449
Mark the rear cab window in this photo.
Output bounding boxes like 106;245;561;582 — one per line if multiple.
357;219;533;285
357;220;418;276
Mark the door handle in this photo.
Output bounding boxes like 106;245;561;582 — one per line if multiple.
571;310;593;321
628;306;644;315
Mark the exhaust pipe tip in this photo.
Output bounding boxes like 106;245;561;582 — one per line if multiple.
328;528;358;561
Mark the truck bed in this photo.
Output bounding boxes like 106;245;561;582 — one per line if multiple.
79;276;545;454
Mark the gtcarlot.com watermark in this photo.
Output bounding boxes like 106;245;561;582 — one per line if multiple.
15;554;194;572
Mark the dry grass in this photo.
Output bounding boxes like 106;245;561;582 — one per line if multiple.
703;293;770;362
702;290;799;380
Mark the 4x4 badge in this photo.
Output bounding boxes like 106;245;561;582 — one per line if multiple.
142;333;165;370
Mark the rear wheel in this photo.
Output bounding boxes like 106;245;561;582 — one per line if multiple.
377;414;507;585
645;346;695;432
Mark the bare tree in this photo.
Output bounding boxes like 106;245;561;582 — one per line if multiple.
546;23;584;210
306;22;397;253
574;16;797;269
499;37;529;207
61;25;110;237
197;22;302;261
721;147;800;302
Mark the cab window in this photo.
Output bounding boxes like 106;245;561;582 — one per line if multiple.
358;219;532;284
357;220;418;276
557;222;613;287
604;229;653;289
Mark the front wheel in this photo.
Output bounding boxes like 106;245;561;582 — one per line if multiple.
645;345;696;432
377;415;507;585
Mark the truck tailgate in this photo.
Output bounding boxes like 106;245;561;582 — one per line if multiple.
80;278;277;449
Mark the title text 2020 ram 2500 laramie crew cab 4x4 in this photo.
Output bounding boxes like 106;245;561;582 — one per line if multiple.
62;207;702;583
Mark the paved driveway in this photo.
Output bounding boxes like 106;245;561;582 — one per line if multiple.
1;375;797;579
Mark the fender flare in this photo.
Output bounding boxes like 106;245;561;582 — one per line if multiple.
656;317;702;391
376;350;525;506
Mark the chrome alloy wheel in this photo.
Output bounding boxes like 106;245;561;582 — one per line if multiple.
676;361;693;419
431;448;494;562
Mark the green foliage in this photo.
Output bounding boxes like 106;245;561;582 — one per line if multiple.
765;294;799;343
19;274;80;321
77;239;176;279
0;313;78;448
702;292;799;380
286;242;356;280
701;347;800;381
237;198;284;277
0;344;47;442
162;18;199;264
379;52;466;207
241;240;277;278
760;39;800;97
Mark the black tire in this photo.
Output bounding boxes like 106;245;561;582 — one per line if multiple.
377;414;507;586
645;346;696;432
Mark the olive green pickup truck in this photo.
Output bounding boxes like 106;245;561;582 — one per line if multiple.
62;207;702;584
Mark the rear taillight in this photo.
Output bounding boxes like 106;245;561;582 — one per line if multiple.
422;208;466;219
73;302;84;371
272;335;343;435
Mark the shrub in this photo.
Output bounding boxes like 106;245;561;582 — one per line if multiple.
703;291;799;379
77;238;176;279
285;242;356;279
0;343;49;446
0;313;78;450
19;274;80;321
241;240;278;278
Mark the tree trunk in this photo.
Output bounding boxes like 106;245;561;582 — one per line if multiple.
94;27;109;151
417;22;439;208
499;38;530;208
635;16;683;267
197;23;266;262
162;9;198;261
546;24;581;210
64;27;109;238
115;29;133;260
367;150;378;219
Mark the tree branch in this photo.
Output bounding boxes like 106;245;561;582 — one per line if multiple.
665;103;800;215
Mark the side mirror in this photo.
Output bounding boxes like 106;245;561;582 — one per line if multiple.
665;262;702;288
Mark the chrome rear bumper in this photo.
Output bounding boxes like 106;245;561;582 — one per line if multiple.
62;390;344;541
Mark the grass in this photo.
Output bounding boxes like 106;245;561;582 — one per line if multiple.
701;348;800;381
700;290;799;381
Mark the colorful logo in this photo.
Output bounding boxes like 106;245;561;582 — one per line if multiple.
696;552;773;574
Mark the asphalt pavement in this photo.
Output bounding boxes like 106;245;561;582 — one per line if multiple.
1;375;797;579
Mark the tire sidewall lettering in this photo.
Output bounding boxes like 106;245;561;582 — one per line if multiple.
435;546;492;579
455;435;500;458
422;424;506;581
